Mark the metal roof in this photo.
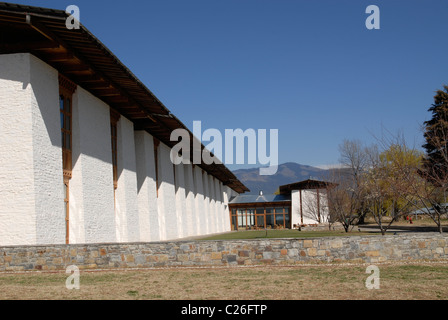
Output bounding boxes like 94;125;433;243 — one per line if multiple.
0;2;249;193
229;193;291;204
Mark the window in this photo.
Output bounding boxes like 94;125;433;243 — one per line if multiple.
275;213;285;227
59;74;77;244
230;208;237;231
237;209;245;229
266;213;275;229
229;204;291;230
247;208;255;229
153;138;160;197
110;109;120;190
256;215;265;229
60;92;72;179
256;207;265;229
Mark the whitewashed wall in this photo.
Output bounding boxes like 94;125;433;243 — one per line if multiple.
174;163;187;238
193;166;206;236
222;185;234;231
71;86;116;244
158;143;178;240
0;53;239;246
0;53;65;246
182;163;197;237
292;189;330;226
115;116;140;242
134;134;234;241
134;131;160;242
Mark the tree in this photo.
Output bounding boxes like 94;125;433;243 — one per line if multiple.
375;128;446;234
422;85;448;183
338;140;371;223
362;145;391;235
364;141;423;235
326;173;359;232
301;188;330;225
420;85;448;232
325;140;370;232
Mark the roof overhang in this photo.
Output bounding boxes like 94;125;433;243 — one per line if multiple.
0;2;249;193
278;179;337;195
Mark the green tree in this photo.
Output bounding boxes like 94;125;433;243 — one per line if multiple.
419;85;448;232
366;143;424;235
422;85;448;184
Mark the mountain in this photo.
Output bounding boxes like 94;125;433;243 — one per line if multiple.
232;162;333;195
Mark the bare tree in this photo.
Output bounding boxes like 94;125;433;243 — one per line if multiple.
326;176;359;232
325;140;370;232
301;188;330;224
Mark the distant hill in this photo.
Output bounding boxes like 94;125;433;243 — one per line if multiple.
232;162;334;195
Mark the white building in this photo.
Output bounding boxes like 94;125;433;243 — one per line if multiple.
228;179;336;230
0;3;248;246
280;180;333;227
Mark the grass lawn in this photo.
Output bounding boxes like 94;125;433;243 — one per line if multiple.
0;263;447;300
198;229;375;240
2;218;447;301
198;218;448;240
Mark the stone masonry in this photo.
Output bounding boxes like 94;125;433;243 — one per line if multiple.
1;233;448;272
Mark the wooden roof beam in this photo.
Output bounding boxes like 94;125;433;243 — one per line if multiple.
0;40;59;53
46;52;75;62
59;64;91;73
90;88;122;97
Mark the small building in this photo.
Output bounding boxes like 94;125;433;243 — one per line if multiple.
0;3;249;246
280;179;336;228
229;179;336;230
229;192;292;230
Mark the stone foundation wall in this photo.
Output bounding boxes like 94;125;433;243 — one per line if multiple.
1;233;448;272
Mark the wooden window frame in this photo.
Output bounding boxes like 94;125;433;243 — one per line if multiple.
229;202;292;231
60;92;73;180
153;137;160;197
59;74;77;245
110;109;120;190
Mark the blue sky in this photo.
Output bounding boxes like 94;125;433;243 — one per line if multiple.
5;0;448;170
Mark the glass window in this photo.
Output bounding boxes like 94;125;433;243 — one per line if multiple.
247;208;255;228
256;215;265;228
237;209;245;228
285;213;291;228
65;115;70;130
266;214;275;228
275;214;284;227
265;207;273;214
231;215;237;230
256;207;264;214
60;112;64;128
274;207;284;213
